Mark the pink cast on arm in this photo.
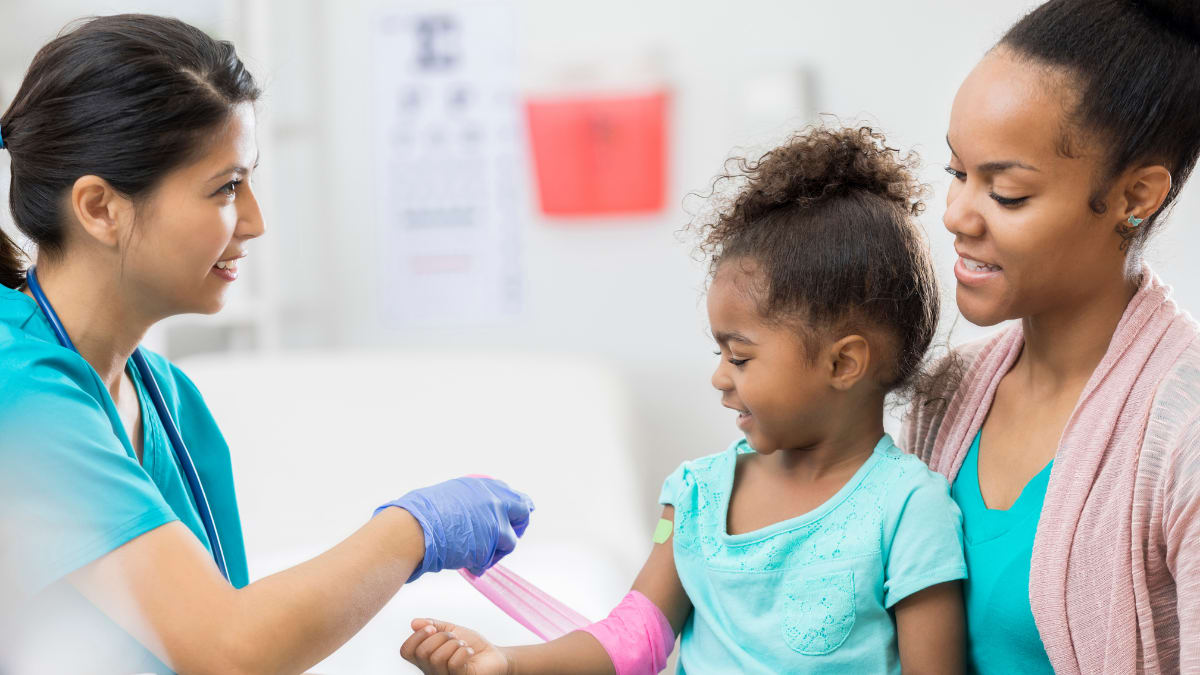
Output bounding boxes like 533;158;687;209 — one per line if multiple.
580;590;676;675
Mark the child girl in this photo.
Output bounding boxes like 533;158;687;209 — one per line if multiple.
401;125;967;674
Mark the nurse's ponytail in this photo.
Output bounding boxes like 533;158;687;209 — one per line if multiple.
0;14;260;289
0;230;23;290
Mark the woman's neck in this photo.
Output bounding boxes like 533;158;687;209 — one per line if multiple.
1017;268;1140;392
25;259;154;396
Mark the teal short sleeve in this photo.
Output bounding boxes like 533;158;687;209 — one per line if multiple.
658;462;688;506
0;357;177;596
882;471;967;608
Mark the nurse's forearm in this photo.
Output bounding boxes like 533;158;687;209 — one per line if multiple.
70;510;426;675
226;506;425;673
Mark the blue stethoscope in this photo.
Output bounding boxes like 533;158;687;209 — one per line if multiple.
26;266;229;581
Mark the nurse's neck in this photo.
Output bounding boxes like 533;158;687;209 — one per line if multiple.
23;257;154;399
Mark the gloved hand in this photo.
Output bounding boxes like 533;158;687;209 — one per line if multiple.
376;477;535;582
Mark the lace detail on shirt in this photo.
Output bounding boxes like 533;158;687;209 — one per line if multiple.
782;570;857;655
673;443;920;572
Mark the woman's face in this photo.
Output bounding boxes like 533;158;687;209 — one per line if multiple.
125;102;264;317
944;48;1129;327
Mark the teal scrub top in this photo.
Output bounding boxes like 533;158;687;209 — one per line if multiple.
661;435;967;674
950;431;1054;675
0;283;248;674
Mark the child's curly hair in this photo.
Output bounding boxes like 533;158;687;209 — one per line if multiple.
694;124;940;394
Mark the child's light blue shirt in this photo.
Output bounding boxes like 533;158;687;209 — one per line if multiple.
659;434;966;674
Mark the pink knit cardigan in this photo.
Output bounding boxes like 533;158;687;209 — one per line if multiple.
903;269;1200;674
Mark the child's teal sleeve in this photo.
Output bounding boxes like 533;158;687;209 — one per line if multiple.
881;471;967;609
658;462;688;506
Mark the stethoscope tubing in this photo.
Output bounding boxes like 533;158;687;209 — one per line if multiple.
25;266;229;581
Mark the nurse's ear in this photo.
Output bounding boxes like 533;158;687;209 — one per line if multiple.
69;175;136;252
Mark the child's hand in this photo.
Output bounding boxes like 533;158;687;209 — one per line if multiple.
400;618;510;675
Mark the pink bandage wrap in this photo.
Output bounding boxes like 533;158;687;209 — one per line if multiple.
580;590;675;675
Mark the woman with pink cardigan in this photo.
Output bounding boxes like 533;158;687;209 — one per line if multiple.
902;1;1200;673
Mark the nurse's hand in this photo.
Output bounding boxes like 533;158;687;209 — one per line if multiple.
376;477;534;582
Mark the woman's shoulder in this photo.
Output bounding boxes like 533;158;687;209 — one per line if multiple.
900;329;1011;462
0;334;102;411
1144;337;1200;465
0;283;38;331
0;335;126;463
918;332;1003;404
0;285;103;395
137;347;188;389
1133;337;1200;529
135;349;211;409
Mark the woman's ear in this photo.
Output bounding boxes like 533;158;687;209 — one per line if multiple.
69;175;135;250
827;335;871;391
1121;164;1172;224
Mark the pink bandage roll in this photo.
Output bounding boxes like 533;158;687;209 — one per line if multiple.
580;590;675;675
459;566;592;641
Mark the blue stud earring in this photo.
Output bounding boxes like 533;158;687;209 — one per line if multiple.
1127;214;1144;227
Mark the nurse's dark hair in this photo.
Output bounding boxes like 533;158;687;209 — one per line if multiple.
0;14;261;289
999;0;1200;251
693;124;940;395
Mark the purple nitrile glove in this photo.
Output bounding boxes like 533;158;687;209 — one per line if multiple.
375;476;535;582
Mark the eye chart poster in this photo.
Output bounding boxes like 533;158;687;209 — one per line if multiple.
372;1;523;326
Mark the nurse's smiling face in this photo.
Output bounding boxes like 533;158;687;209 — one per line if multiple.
944;48;1130;327
120;102;265;317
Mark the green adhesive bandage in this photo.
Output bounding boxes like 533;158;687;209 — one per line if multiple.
652;518;673;544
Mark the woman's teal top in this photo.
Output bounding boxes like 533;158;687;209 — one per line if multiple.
0;284;247;674
951;430;1054;675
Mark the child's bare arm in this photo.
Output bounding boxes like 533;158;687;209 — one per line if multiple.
893;580;965;675
630;506;692;631
401;506;691;675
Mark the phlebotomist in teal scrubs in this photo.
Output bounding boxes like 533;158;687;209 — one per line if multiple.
0;15;533;674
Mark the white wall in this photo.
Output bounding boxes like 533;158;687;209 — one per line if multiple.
310;0;1200;508
297;0;1054;504
5;0;1200;517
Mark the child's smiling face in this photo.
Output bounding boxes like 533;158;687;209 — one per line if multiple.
707;259;843;454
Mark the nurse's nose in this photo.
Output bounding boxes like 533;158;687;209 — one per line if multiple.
237;183;266;240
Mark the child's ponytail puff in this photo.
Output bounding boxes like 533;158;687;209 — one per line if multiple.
720;126;927;233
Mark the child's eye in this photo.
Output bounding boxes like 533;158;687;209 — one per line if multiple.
713;350;748;367
944;165;966;181
989;192;1029;208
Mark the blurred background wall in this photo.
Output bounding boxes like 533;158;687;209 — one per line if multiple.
5;0;1200;526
